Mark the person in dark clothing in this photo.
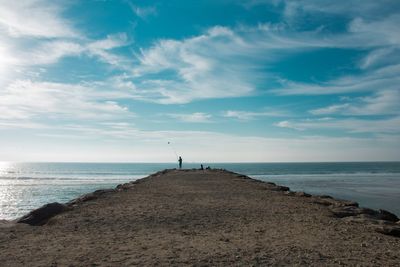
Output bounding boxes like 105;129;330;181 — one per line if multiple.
178;156;183;169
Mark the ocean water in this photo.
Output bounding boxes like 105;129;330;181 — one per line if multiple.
0;162;399;220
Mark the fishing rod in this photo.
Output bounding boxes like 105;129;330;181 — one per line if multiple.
167;141;178;160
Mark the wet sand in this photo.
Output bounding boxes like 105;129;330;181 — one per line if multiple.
0;169;399;266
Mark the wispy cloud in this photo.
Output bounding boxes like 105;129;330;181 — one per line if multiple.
275;116;400;134
284;0;399;17
167;112;212;123
3;0;400;105
222;110;286;120
1;34;129;68
86;33;131;68
129;3;157;20
0;80;134;123
120;10;400;103
275;64;400;95
126;26;258;104
0;1;130;81
310;90;400;116
0;0;78;38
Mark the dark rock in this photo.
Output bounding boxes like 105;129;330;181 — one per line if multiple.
149;169;171;177
342;214;384;225
284;191;295;196
331;206;399;224
294;192;311;197
377;209;399;222
116;183;134;191
318;195;333;199
237;174;250;179
131;178;145;184
17;202;69;226
270;185;290;191
313;197;358;208
67;189;115;206
330;206;376;218
375;226;400;237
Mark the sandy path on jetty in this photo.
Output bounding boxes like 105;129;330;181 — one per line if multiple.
1;169;400;266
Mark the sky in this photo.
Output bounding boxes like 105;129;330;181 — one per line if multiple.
0;0;399;162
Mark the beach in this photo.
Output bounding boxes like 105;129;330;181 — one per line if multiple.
1;169;399;266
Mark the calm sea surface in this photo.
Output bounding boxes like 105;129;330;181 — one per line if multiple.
1;162;399;220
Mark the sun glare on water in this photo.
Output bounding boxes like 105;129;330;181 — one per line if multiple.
0;161;12;173
0;162;13;219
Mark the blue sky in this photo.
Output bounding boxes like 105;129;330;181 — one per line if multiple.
0;0;399;162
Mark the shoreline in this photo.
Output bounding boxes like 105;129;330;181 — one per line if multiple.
2;162;399;220
8;169;400;223
1;169;400;265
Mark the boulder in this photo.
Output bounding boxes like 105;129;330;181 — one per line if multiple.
331;207;399;223
330;206;376;218
236;174;251;179
269;185;290;191
313;197;358;208
294;192;311;197
377;209;399;222
17;202;69;226
67;189;115;206
284;191;295;196
375;225;400;237
116;183;134;191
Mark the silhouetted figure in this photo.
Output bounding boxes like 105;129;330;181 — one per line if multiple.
200;164;204;170
178;156;183;169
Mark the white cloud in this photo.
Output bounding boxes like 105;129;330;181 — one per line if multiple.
275;116;400;134
222;110;286;120
3;1;399;105
309;104;350;116
0;121;45;129
0;1;130;79
276;64;400;95
129;4;157;19
86;33;131;68
276;0;400;21
0;0;78;38
0;80;134;123
0;34;130;85
130;26;258;104
167;113;212;123
123;12;400;103
359;48;397;70
348;15;400;45
28;41;84;65
310;90;400;116
275;120;304;131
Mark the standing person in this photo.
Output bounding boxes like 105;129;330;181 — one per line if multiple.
178;156;183;169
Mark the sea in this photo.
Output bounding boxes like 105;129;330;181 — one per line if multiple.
1;162;400;220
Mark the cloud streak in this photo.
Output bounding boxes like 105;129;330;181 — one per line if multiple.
310;90;400;116
0;0;78;38
222;110;287;120
0;80;134;123
276;116;400;134
167;113;213;123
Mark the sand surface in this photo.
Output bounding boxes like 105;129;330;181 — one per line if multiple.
0;169;399;266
